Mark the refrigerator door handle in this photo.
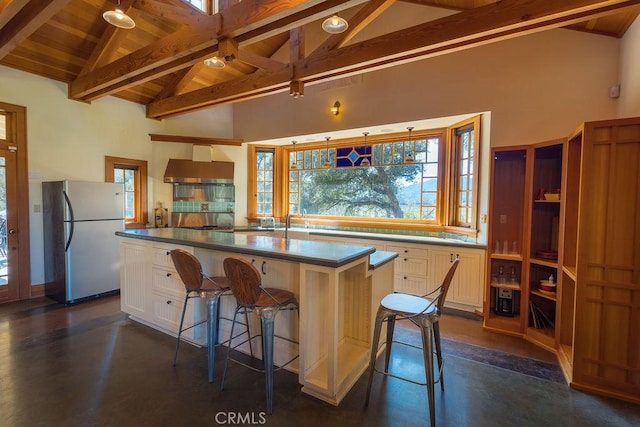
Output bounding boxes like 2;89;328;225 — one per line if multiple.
64;191;74;252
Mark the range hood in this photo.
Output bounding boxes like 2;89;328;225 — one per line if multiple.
163;159;234;184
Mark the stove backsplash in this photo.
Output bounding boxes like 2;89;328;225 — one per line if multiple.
171;182;235;214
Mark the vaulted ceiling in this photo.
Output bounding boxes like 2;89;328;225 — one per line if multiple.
1;0;639;119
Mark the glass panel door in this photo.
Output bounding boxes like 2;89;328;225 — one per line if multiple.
0;112;18;301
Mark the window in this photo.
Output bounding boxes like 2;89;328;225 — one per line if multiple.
247;146;276;218
453;125;475;227
449;117;480;229
248;116;480;235
105;156;148;229
287;132;442;223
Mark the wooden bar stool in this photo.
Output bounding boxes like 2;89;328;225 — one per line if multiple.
364;257;460;426
170;249;230;383
220;257;299;414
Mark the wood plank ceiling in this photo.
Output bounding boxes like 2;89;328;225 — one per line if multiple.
1;0;639;119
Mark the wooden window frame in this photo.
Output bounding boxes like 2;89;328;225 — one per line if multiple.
247;145;284;220
105;156;148;229
247;116;481;236
445;116;480;233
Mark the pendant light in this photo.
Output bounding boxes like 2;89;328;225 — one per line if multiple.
290;141;298;170
323;137;332;168
203;56;226;69
404;126;415;163
322;15;348;34
360;132;370;167
103;0;136;29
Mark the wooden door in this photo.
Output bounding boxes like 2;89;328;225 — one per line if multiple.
0;103;30;303
573;118;640;403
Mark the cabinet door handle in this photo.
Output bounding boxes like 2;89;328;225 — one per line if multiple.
450;253;454;262
404;276;407;280
404;258;408;261
166;272;171;277
251;259;256;265
166;300;172;305
166;251;170;255
261;261;267;275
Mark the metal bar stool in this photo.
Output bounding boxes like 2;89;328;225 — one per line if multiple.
170;249;230;383
364;257;460;426
220;257;299;415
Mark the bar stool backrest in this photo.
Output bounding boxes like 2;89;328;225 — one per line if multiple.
223;257;262;306
433;258;460;315
170;249;205;292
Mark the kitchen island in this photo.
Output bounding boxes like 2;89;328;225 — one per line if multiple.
117;228;397;405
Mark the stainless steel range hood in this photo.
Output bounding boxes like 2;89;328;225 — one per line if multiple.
163;159;234;184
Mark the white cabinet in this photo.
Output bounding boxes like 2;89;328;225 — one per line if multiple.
120;240;148;319
150;242;205;344
310;233;486;311
119;240;206;344
386;244;430;295
311;233;486;312
429;247;485;310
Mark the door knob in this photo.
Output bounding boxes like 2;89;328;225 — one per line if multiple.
9;229;16;234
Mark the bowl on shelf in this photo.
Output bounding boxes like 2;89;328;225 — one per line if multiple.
539;280;556;292
543;192;560;201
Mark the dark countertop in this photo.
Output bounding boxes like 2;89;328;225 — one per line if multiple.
368;250;398;270
236;227;485;249
116;228;380;268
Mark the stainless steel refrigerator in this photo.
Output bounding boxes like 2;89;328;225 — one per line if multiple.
43;180;125;304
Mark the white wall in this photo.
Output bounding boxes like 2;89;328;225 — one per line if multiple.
619;16;640;117
0;66;236;285
234;28;619;145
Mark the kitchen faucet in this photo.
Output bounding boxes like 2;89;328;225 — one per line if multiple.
302;209;309;228
285;213;291;240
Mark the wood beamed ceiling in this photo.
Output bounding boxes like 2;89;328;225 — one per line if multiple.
1;0;639;119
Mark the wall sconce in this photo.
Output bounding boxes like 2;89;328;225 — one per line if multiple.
331;101;341;116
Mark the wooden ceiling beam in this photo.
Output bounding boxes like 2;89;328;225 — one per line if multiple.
0;0;30;28
0;0;70;60
146;0;639;118
134;0;209;27
69;0;366;101
69;0;368;101
237;50;286;71
149;133;244;146
147;66;292;117
310;0;396;55
79;0;135;75
298;0;640;81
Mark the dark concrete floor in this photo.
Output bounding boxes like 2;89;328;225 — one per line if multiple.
1;295;639;427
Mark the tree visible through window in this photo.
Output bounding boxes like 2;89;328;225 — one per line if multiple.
248;116;480;234
289;135;441;222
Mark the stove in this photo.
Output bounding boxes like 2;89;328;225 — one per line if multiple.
172;212;234;230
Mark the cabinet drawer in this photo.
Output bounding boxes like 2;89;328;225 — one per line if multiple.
149;292;205;343
394;256;428;276
387;244;429;259
152;267;185;296
152;244;193;269
394;274;428;296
